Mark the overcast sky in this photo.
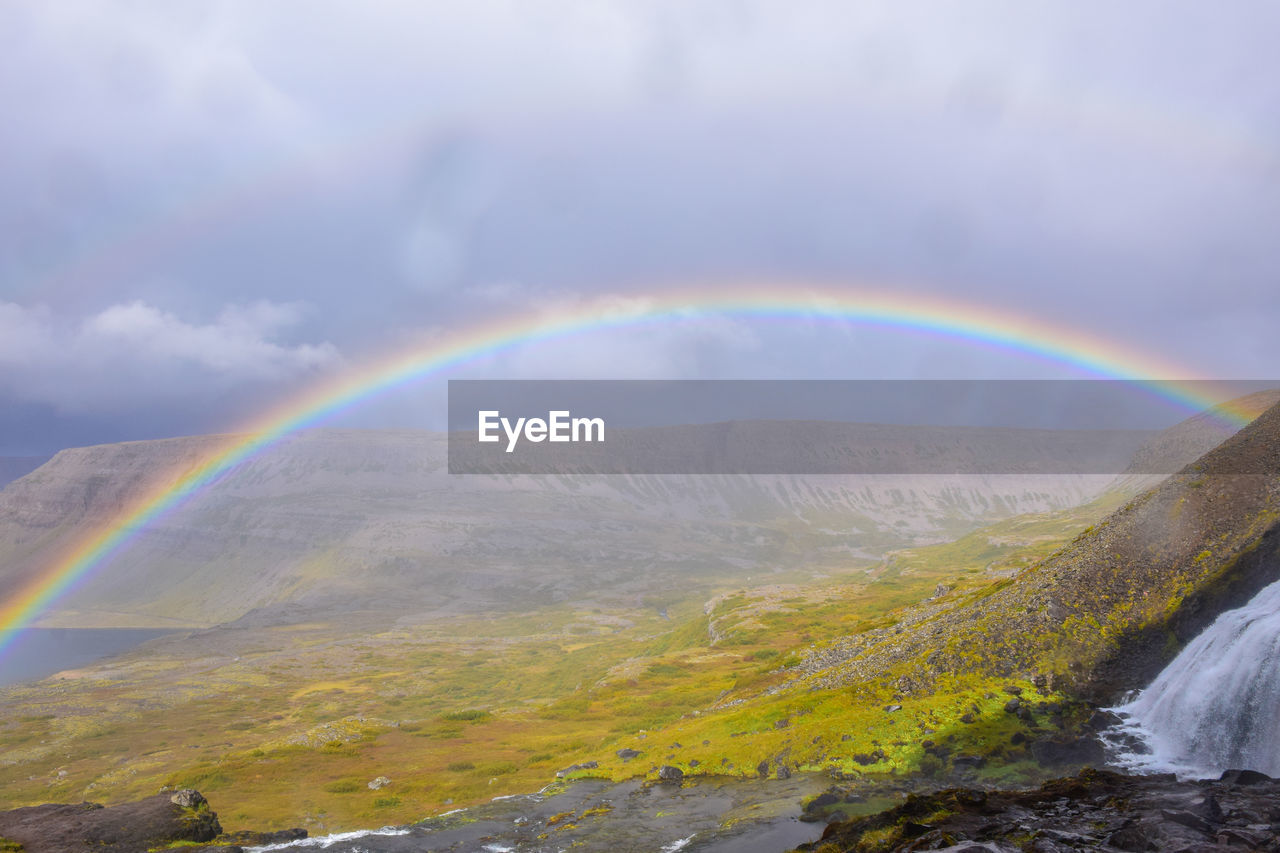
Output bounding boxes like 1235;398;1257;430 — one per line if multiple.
1;2;1277;453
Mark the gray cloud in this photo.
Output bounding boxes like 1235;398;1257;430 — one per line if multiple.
1;1;1278;451
0;299;340;413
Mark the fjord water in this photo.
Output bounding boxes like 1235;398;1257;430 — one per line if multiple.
0;628;175;687
1110;576;1280;778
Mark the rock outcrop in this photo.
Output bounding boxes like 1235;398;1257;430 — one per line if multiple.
0;789;223;853
0;790;306;853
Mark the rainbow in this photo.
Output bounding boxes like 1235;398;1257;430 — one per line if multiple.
0;283;1259;654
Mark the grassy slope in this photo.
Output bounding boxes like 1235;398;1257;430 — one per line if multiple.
0;494;1118;832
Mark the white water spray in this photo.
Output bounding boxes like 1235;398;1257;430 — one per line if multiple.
1109;576;1280;778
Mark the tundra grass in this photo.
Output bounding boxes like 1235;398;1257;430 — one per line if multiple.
0;499;1114;832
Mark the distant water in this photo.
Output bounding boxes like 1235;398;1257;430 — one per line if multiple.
1107;576;1280;778
0;628;177;687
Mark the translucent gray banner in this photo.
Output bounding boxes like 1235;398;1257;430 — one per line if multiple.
446;380;1277;475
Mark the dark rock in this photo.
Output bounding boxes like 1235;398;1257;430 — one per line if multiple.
951;755;986;769
1030;735;1106;766
756;760;770;778
0;791;222;853
1003;685;1023;696
959;712;975;724
616;748;641;760
776;765;791;780
1105;820;1156;851
800;769;1280;853
1218;827;1269;847
657;765;683;782
1086;709;1123;730
1003;697;1021;713
688;759;700;768
773;718;790;730
219;827;308;846
555;760;599;778
1219;768;1273;786
805;791;841;812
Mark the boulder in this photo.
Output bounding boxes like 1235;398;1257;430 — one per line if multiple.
657;765;684;782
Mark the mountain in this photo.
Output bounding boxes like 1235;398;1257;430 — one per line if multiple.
0;425;1141;629
803;399;1280;703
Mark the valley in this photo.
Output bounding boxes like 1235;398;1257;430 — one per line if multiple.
2;394;1279;850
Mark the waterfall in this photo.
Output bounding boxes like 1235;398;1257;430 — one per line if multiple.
1107;576;1280;778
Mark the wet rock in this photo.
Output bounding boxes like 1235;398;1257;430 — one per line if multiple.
1086;709;1123;730
657;765;683;782
1219;768;1273;786
806;791;841;812
220;827;308;846
802;769;1280;853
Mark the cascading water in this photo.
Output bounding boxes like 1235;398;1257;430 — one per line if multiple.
1107;575;1280;778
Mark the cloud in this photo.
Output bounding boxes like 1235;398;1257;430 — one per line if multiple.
1;1;1278;450
0;299;341;413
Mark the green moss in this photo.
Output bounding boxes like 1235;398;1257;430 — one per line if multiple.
440;709;490;722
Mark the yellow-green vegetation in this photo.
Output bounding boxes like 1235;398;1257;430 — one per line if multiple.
0;498;1116;833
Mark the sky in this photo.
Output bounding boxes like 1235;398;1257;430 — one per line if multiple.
1;1;1278;453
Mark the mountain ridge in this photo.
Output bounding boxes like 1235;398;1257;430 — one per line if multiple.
801;399;1280;704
